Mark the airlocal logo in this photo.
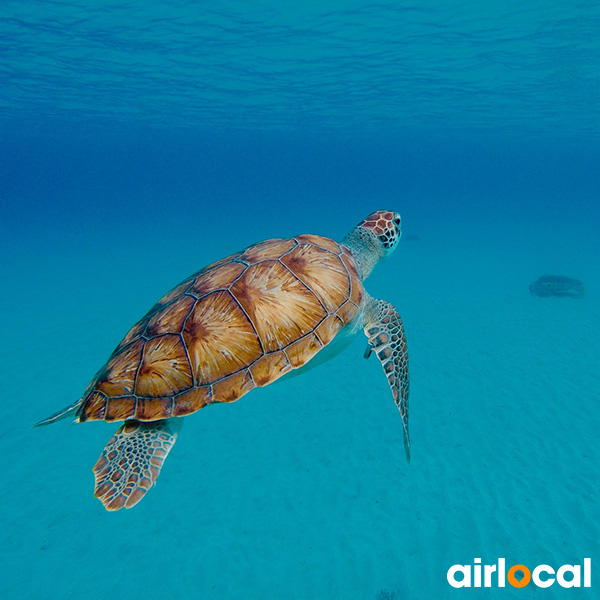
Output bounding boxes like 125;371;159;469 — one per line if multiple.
447;558;591;588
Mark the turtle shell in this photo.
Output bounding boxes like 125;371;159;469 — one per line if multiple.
77;234;364;423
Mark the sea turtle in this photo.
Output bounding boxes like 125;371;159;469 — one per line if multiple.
36;210;410;510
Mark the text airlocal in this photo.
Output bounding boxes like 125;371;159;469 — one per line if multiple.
447;558;591;588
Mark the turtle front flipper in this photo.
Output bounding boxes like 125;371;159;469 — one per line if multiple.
93;417;182;511
363;297;410;461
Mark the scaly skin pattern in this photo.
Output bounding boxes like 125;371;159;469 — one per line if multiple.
364;297;410;461
93;418;181;511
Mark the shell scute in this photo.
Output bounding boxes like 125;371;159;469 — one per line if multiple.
145;294;196;337
134;397;173;421
211;369;256;403
249;351;291;387
340;250;361;280
147;275;196;314
335;300;360;326
188;261;246;298
230;260;327;352
182;290;263;385
104;396;136;422
172;386;212;417
285;333;323;369
281;243;349;312
119;319;148;349
314;315;344;345
134;334;192;397
350;278;363;306
201;251;243;271
240;238;297;263
295;234;341;254
79;390;108;422
96;339;144;397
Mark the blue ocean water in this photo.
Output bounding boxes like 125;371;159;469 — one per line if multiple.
1;1;599;599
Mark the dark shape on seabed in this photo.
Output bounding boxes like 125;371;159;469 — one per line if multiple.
529;275;584;298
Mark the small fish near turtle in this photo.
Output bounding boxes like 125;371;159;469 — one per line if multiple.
529;275;584;298
36;210;410;510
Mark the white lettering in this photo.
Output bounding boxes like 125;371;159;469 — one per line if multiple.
474;558;481;587
557;564;580;588
484;564;497;587
532;565;555;588
448;558;592;589
585;558;591;587
447;565;471;588
498;558;505;587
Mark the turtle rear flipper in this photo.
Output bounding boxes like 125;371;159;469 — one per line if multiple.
93;418;182;510
363;297;410;461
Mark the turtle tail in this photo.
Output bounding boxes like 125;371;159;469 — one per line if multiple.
34;399;83;427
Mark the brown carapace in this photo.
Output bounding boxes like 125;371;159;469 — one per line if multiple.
78;234;363;424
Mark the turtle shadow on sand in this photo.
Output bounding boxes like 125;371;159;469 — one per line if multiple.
529;275;584;298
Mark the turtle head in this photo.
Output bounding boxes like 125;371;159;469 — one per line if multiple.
342;210;402;281
357;210;402;256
